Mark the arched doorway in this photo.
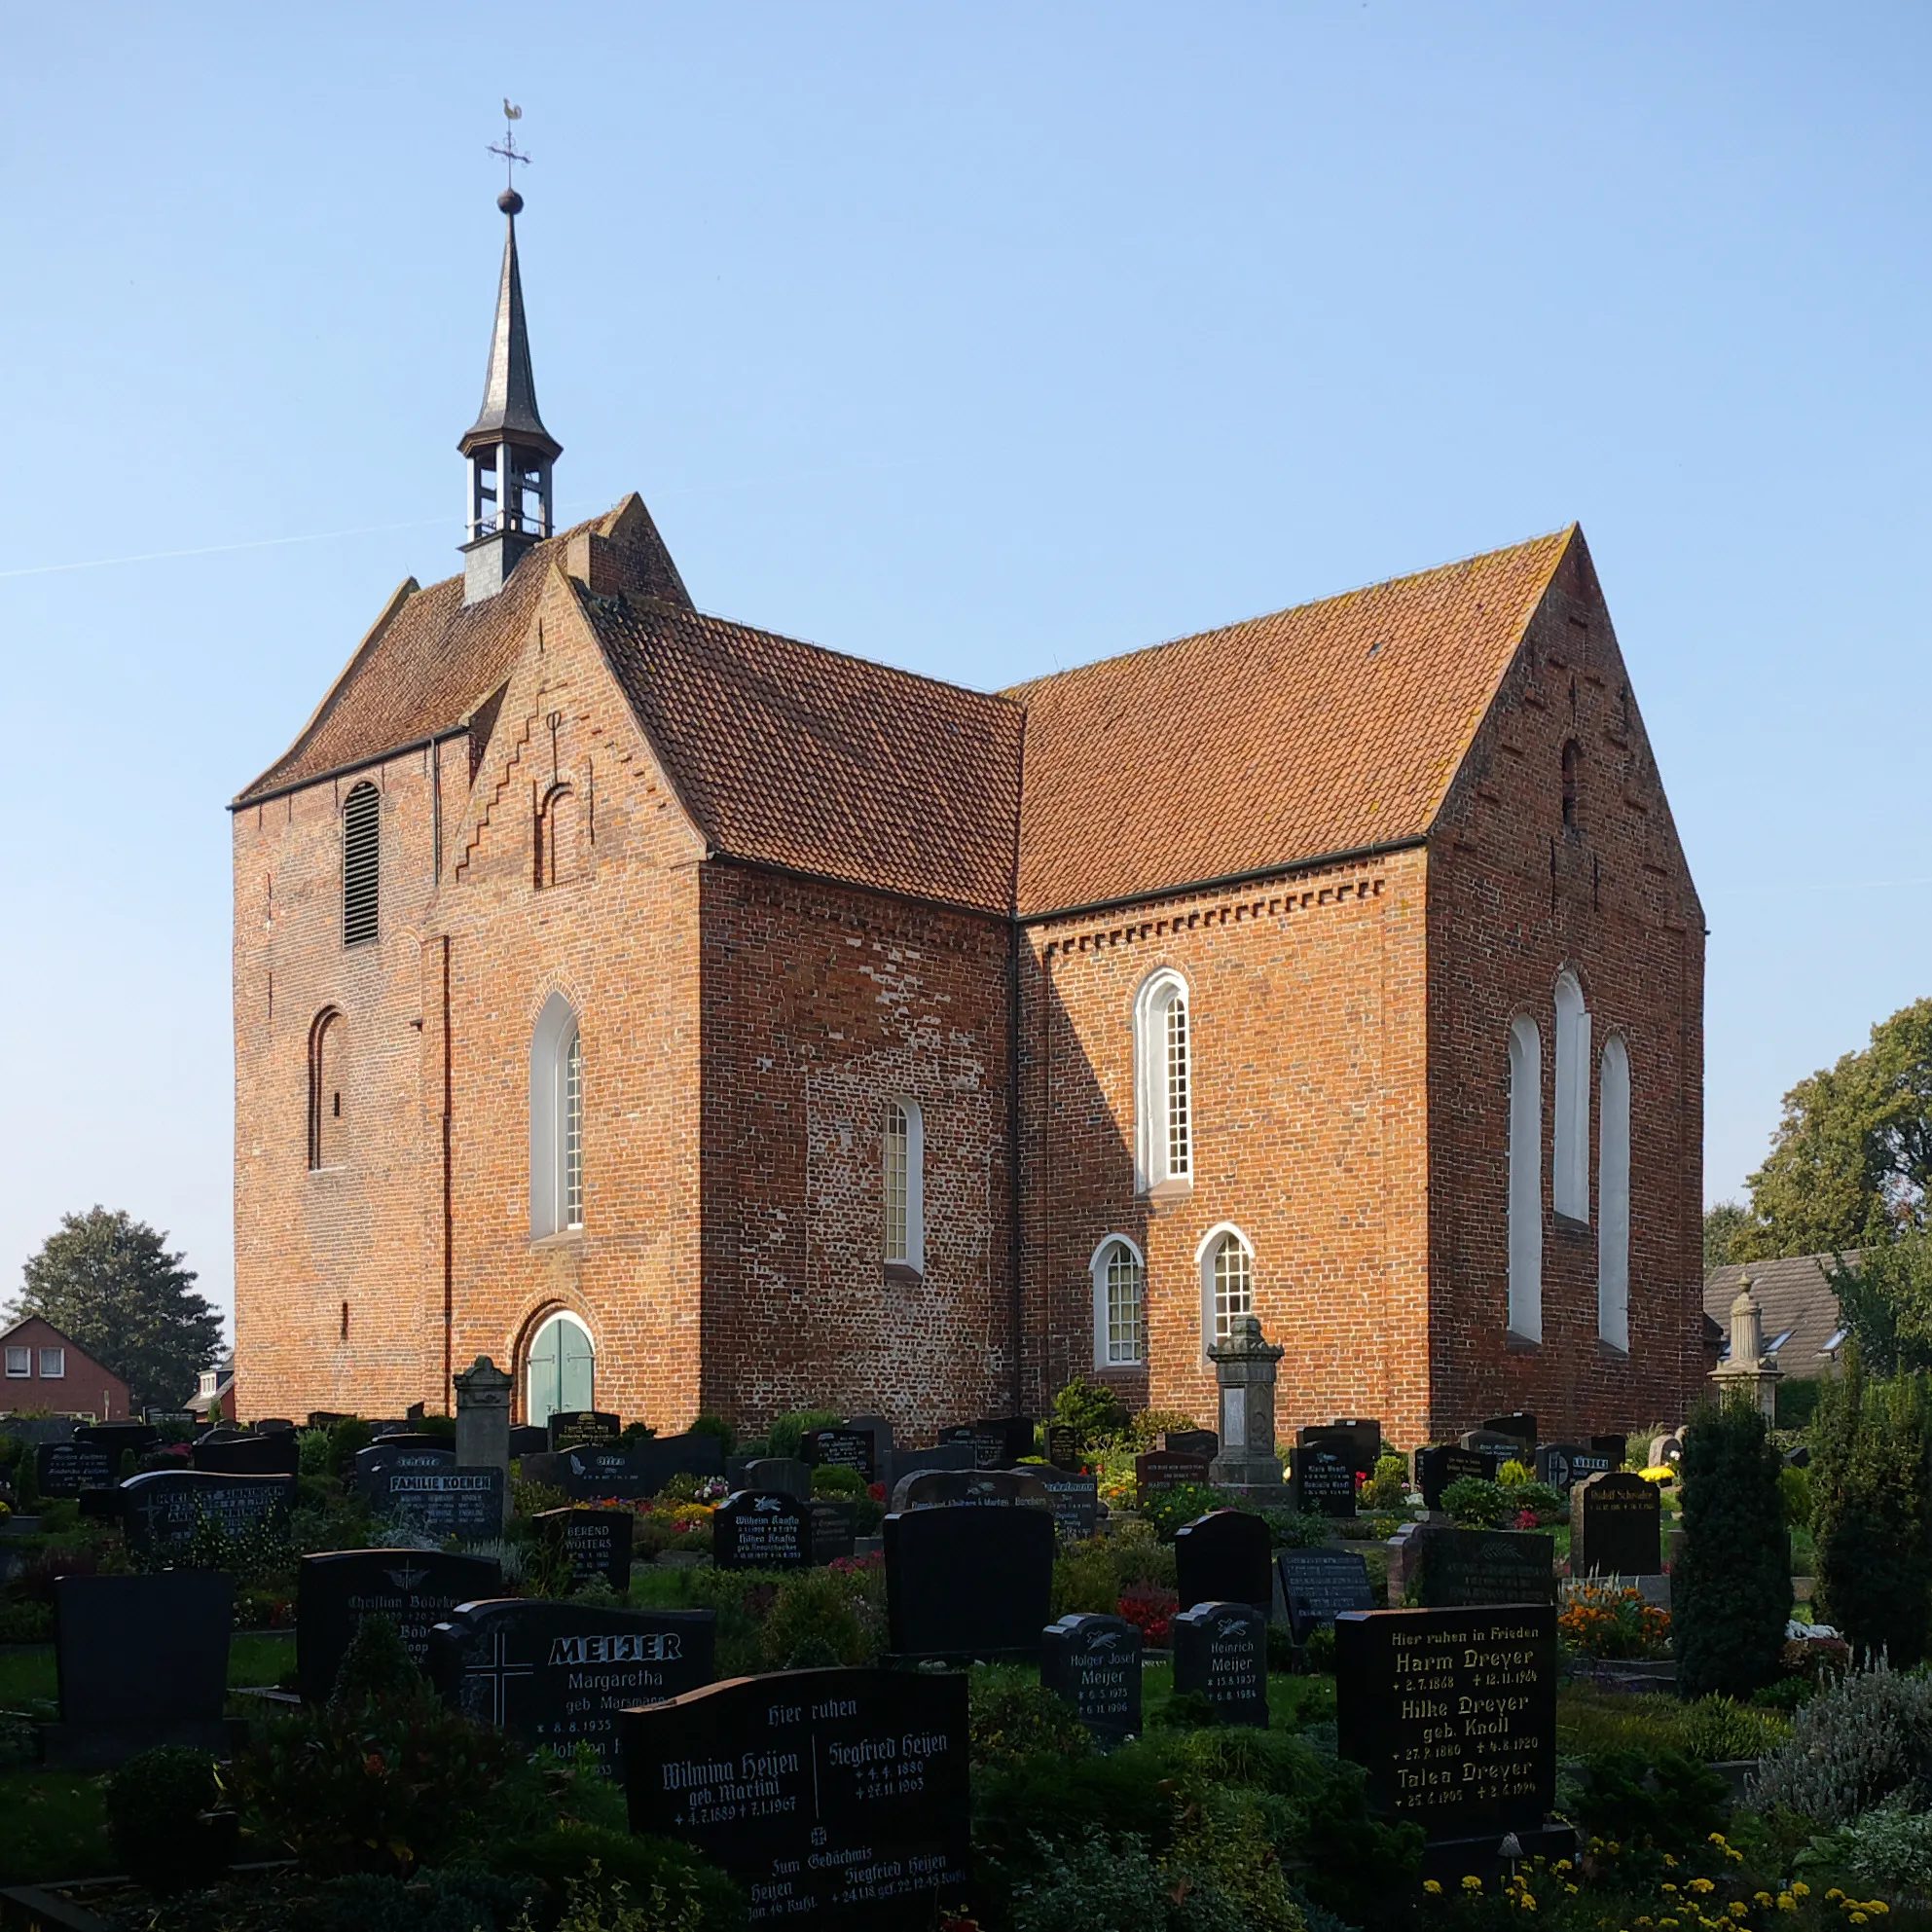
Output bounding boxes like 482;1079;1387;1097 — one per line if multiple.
525;1311;595;1426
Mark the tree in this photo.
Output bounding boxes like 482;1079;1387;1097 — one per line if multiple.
1672;1395;1789;1700
1823;1236;1932;1376
1703;1201;1756;1272
10;1208;222;1412
1738;998;1932;1260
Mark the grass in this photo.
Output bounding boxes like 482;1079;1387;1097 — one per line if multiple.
0;1631;295;1712
0;1766;113;1884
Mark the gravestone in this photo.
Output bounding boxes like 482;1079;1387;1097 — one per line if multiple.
121;1470;295;1560
938;1423;977;1445
1647;1432;1684;1469
1461;1430;1530;1457
453;1357;513;1524
1305;1418;1383;1474
743;1456;813;1501
1336;1604;1557;1842
883;1442;978;1489
1482;1412;1538;1450
1534;1443;1613;1492
75;1423;159;1466
306;1410;350;1429
548;1410;622;1452
890;1467;1049;1513
194;1431;300;1476
1416;1442;1500;1509
1175;1508;1272;1612
1210;1315;1287;1492
801;1427;877;1481
1291;1443;1357;1516
1041;1612;1142;1745
712;1490;813;1570
45;1572;236;1769
537;1506;636;1595
1045;1423;1083;1470
1160;1429;1218;1460
885;1505;1055;1659
521;1432;724;1500
971;1415;1035;1468
1038;1468;1100;1541
621;1665;969;1926
144;1411;199;1443
844;1412;895;1462
296;1549;502;1703
34;1440;115;1497
352;1436;455;1499
1591;1434;1628;1467
1171;1600;1268;1727
431;1597;716;1775
1134;1449;1212;1503
1413;1526;1556;1608
1570;1472;1663;1579
372;1465;505;1541
508;1425;550;1458
1277;1547;1375;1640
810;1498;857;1563
256;1417;297;1433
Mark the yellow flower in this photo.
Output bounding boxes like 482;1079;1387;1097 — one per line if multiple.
1667;1856;1681;1869
1793;1887;1810;1902
1709;1835;1730;1847
1556;1862;1574;1875
1756;1895;1774;1908
1729;1851;1746;1864
1850;1914;1868;1925
1827;1893;1844;1905
1566;1885;1579;1896
1777;1898;1795;1914
1691;1879;1716;1895
1728;1906;1749;1920
1869;1908;1890;1918
1425;1881;1443;1897
1464;1877;1484;1892
1664;1885;1682;1896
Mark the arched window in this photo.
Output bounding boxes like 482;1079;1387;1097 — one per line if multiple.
1090;1236;1147;1368
308;1008;344;1170
883;1098;925;1273
525;1310;595;1428
342;781;380;946
1508;1015;1544;1343
1598;1035;1631;1352
1197;1224;1254;1349
1553;970;1591;1221
1561;740;1582;834
529;993;583;1237
535;784;578;889
1133;969;1192;1192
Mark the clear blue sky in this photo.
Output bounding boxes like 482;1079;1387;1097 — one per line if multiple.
4;4;1927;1324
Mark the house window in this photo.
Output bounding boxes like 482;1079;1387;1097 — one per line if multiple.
1508;1015;1544;1343
39;1348;65;1379
1090;1237;1147;1368
536;784;579;889
529;992;583;1237
525;1310;595;1428
1597;1034;1631;1352
1553;970;1591;1221
5;1348;27;1377
342;781;380;946
1198;1225;1254;1348
308;1008;344;1170
1134;970;1192;1191
884;1098;925;1273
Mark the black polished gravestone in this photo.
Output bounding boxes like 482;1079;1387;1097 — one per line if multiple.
1175;1508;1272;1612
1534;1443;1613;1493
1414;1527;1556;1609
881;1443;976;1492
521;1432;726;1501
508;1425;550;1459
352;1437;456;1500
1041;1612;1143;1745
371;1466;504;1541
306;1410;351;1429
1416;1442;1500;1509
1038;1468;1100;1541
1570;1472;1663;1579
885;1505;1056;1660
1160;1429;1219;1460
1291;1443;1358;1517
971;1415;1035;1468
801;1427;877;1481
1304;1418;1383;1475
1481;1412;1538;1451
1171;1600;1268;1727
891;1467;1050;1513
296;1549;503;1703
622;1665;969;1929
1045;1423;1083;1471
1277;1548;1375;1640
536;1507;636;1595
1591;1434;1629;1468
1336;1604;1557;1844
810;1499;857;1564
548;1410;622;1452
45;1572;237;1769
74;1423;159;1466
34;1440;115;1498
193;1431;300;1476
743;1457;813;1501
120;1470;296;1560
143;1412;199;1444
431;1598;716;1775
712;1490;813;1571
1134;1449;1213;1504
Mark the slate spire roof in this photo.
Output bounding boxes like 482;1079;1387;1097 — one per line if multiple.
459;197;561;462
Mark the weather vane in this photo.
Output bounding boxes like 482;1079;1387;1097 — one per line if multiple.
488;100;529;207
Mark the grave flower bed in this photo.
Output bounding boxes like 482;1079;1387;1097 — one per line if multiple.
1561;1581;1674;1660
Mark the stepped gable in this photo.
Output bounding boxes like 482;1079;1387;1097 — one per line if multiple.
1007;528;1577;917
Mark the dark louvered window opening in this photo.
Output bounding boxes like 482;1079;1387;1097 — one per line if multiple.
342;782;381;946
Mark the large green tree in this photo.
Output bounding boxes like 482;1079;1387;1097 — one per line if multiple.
9;1207;223;1411
1738;997;1932;1259
1703;1201;1755;1271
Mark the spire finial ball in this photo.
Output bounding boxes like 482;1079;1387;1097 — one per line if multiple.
498;188;524;216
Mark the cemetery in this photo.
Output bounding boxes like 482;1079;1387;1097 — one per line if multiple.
0;1337;1925;1932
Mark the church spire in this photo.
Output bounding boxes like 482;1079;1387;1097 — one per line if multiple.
460;106;562;603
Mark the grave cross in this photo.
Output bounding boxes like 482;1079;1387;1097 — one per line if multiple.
462;1626;535;1725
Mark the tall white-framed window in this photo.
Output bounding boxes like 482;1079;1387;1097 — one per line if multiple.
1598;1034;1631;1352
1133;969;1193;1191
1508;1015;1544;1343
530;992;584;1237
525;1310;595;1427
1090;1236;1147;1368
883;1097;925;1273
1553;969;1591;1222
39;1348;65;1379
1196;1223;1254;1349
5;1347;29;1377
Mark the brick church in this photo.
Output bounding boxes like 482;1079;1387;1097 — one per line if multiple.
231;187;1705;1447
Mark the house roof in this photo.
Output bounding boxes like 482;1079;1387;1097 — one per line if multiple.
1704;1255;1852;1374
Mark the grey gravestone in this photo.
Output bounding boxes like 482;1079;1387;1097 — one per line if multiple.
1038;1468;1100;1541
34;1440;114;1497
810;1498;857;1563
353;1437;455;1499
1278;1548;1374;1640
509;1425;550;1458
121;1470;295;1560
1291;1443;1357;1516
1336;1604;1556;1841
256;1417;297;1433
194;1431;300;1476
548;1410;622;1452
1535;1443;1613;1492
802;1427;877;1481
971;1415;1035;1468
1134;1450;1212;1503
1416;1443;1500;1509
744;1456;813;1501
1160;1429;1218;1459
306;1410;351;1428
537;1507;636;1595
1171;1600;1268;1727
885;1505;1055;1659
891;1467;1049;1513
621;1665;968;1926
372;1465;504;1541
521;1432;725;1500
1415;1526;1556;1607
46;1572;234;1769
431;1597;716;1775
296;1549;502;1702
1041;1612;1142;1745
1175;1509;1272;1612
1570;1472;1662;1579
713;1490;813;1570
844;1412;895;1457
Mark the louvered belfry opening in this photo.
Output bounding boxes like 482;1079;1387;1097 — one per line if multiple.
342;782;381;946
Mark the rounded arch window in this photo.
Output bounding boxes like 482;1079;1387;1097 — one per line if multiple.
525;1311;595;1427
1197;1224;1254;1348
1133;968;1192;1191
1090;1236;1146;1368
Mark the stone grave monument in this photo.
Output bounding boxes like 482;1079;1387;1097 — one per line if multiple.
535;1506;636;1594
884;1505;1054;1659
1174;1508;1272;1612
713;1490;813;1570
296;1549;502;1702
1277;1547;1375;1640
1171;1600;1268;1727
1041;1612;1142;1745
1570;1472;1663;1580
1207;1315;1289;1497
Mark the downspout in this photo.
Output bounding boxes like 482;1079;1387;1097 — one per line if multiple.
1007;919;1024;1415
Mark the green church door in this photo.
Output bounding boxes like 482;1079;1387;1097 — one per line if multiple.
526;1313;595;1427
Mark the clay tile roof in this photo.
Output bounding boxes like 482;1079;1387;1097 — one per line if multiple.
1007;528;1577;916
581;592;1025;915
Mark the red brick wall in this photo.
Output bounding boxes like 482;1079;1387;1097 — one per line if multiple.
0;1315;130;1421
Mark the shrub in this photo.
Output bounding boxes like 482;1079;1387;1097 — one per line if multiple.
1051;1378;1131;1452
1007;1826;1251;1932
332;1614;427;1706
487;1825;739;1932
1749;1655;1932;1824
1053;1538;1124;1617
297;1427;336;1477
1564;1747;1728;1851
1676;1693;1790;1762
685;1412;735;1456
765;1409;842;1461
1777;1374;1825;1432
1842;1802;1932;1902
1439;1476;1506;1526
970;1679;1093;1766
1143;1483;1237;1541
809;1464;864;1500
1777;1462;1813;1526
1130;1409;1203;1450
1496;1458;1533;1486
1361;1455;1408;1513
1261;1510;1344;1549
757;1566;881;1669
1672;1395;1790;1699
329;1416;373;1475
104;1746;235;1890
1119;1585;1180;1649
